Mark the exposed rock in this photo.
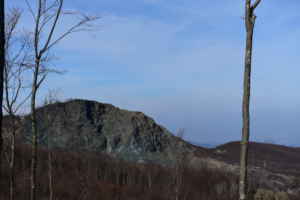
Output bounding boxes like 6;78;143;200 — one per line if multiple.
19;99;198;165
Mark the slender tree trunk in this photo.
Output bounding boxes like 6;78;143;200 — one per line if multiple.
30;59;40;200
239;1;259;199
239;30;254;200
30;90;38;200
48;151;53;200
9;125;16;200
0;0;5;176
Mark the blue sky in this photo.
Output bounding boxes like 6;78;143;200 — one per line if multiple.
7;0;300;146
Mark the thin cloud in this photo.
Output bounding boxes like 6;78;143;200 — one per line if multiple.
6;0;300;146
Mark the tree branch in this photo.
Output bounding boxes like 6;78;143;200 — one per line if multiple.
34;0;43;58
36;73;47;89
40;0;63;55
45;15;99;52
25;0;37;23
251;0;262;10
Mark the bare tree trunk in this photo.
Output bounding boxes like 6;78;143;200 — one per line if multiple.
0;0;5;177
30;61;39;200
48;151;53;200
9;128;16;200
174;129;185;200
239;29;253;200
239;1;261;200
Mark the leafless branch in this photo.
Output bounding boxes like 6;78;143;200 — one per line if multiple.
45;15;100;52
251;0;262;10
40;0;64;55
25;0;37;22
34;0;43;58
4;8;31;116
36;73;47;89
13;92;32;114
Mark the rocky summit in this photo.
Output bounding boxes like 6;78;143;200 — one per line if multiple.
20;99;196;165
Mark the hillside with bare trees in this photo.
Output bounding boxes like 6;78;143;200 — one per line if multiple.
1;99;300;199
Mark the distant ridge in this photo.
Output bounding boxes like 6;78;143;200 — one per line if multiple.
189;141;218;148
212;141;300;176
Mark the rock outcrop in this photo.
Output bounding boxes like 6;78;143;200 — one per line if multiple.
20;99;197;165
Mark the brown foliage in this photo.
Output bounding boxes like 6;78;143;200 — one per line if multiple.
1;141;298;200
0;142;241;200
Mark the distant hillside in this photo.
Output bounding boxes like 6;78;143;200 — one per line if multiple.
212;141;300;176
190;141;218;148
210;141;300;193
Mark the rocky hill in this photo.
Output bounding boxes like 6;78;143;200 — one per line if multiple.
19;99;201;165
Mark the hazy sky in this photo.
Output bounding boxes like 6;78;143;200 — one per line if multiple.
8;0;300;146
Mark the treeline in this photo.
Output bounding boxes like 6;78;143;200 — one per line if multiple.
1;142;299;200
0;141;242;200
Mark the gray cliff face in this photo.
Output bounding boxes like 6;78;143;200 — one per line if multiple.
21;99;192;164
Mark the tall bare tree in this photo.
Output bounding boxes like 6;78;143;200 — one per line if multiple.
3;8;32;200
239;1;262;200
0;0;5;177
24;1;99;199
174;128;188;200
